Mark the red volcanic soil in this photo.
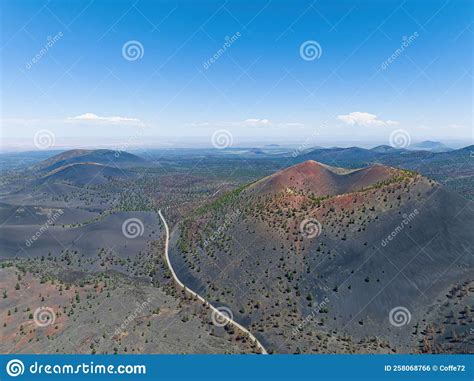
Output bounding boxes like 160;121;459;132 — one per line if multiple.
342;164;398;193
248;160;398;197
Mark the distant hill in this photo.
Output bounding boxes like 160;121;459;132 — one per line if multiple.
370;145;401;153
247;148;266;155
409;141;453;152
37;162;137;185
34;149;147;172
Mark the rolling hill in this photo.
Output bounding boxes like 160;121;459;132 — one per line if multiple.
34;149;148;172
37;162;138;186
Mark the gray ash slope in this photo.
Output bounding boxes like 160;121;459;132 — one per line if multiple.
0;149;258;354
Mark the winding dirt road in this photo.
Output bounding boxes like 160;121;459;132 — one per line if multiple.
158;210;268;354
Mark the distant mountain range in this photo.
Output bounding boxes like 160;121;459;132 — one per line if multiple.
296;144;471;168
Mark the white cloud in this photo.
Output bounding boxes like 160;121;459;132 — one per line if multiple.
67;113;144;126
241;118;272;127
184;122;211;127
337;112;398;127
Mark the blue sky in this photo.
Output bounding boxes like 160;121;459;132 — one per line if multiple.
0;0;472;150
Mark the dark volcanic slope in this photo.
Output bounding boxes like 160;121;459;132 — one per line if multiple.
34;149;147;172
172;163;474;354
